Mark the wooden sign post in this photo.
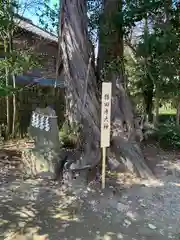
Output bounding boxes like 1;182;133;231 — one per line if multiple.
100;82;112;189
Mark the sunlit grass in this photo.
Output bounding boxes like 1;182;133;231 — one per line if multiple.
159;104;176;115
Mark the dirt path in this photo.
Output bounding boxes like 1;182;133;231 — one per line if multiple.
0;145;180;239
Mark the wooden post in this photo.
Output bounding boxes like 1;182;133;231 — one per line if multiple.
100;82;112;189
102;147;106;189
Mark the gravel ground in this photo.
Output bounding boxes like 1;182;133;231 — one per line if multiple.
0;146;180;240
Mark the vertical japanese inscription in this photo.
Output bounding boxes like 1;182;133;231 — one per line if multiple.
100;82;112;147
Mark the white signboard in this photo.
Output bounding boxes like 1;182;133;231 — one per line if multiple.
100;82;112;148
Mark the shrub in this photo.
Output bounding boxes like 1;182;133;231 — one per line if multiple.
150;121;180;149
59;121;82;148
158;114;176;124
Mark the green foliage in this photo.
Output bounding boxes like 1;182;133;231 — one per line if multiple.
151;122;180;149
0;84;16;96
59;121;82;148
0;50;41;76
87;0;102;44
0;0;43;98
0;0;18;35
158;114;176;124
36;0;59;34
101;56;125;80
123;0;180;118
88;0;179;118
0;49;42;97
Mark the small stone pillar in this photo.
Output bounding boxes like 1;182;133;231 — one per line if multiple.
22;107;60;178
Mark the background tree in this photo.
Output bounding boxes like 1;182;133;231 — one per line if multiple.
0;0;41;138
123;0;179;124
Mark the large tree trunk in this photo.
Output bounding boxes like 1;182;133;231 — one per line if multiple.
59;0;100;167
97;0;154;178
59;0;154;179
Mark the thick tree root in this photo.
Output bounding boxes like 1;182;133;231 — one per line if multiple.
111;136;155;179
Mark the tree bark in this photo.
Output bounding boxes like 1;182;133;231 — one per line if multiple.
143;15;154;123
97;0;154;178
59;0;101;167
9;30;16;138
153;88;160;126
4;38;10;140
176;101;180;126
59;0;154;179
12;74;16;137
144;91;153;123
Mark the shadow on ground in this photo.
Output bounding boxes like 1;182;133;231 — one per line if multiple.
0;176;129;240
0;144;180;239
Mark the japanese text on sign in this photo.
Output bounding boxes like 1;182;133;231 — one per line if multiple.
100;82;112;147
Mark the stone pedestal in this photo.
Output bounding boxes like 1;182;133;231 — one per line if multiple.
21;147;60;178
21;107;60;178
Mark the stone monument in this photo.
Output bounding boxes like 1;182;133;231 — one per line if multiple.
22;107;60;178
